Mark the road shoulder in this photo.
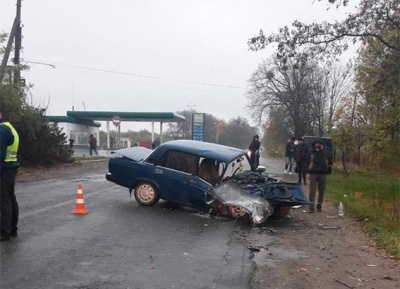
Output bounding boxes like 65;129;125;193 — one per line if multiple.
248;195;399;289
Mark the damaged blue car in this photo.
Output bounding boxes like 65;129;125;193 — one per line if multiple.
106;140;308;224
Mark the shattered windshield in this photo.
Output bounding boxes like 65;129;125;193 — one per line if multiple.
222;155;252;179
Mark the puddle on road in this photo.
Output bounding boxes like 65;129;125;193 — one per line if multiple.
74;174;107;182
252;246;307;267
249;231;308;267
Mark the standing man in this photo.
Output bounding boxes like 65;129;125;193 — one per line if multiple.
89;134;98;156
294;138;308;185
151;138;160;150
284;137;295;174
306;139;332;213
248;135;261;171
0;108;20;242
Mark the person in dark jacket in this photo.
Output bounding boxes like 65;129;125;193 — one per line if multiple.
0;108;20;241
284;137;296;174
151;138;160;150
306;139;332;213
294;138;308;185
248;135;261;171
89;134;98;156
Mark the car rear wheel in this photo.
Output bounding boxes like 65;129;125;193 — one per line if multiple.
134;182;160;206
227;205;246;219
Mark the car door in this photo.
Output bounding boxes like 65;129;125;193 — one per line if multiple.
153;167;208;208
154;150;208;209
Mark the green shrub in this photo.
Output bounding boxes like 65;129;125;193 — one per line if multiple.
13;106;73;166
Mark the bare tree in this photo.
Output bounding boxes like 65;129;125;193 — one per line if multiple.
223;117;258;148
263;107;292;154
247;53;353;138
324;63;353;133
304;63;351;136
247;55;318;138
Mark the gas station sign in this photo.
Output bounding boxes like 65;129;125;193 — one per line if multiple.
192;113;205;141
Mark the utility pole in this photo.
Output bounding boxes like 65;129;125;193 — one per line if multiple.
0;0;22;85
0;21;18;84
14;0;22;85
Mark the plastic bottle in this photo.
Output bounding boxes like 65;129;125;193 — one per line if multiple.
338;201;344;217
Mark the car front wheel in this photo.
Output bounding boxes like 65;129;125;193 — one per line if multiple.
134;182;160;206
272;206;291;218
227;205;246;219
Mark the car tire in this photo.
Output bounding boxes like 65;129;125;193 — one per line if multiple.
272;206;291;218
227;205;246;219
134;182;160;206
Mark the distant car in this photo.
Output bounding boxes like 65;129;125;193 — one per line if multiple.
106;140;309;224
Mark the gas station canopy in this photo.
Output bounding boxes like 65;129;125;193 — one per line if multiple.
66;111;186;123
47;111;186;149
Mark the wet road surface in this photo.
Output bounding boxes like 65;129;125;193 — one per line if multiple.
1;172;254;289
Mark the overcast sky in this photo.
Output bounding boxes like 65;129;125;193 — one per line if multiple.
1;0;356;131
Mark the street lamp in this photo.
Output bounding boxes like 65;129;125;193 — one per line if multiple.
187;104;196;139
214;122;222;144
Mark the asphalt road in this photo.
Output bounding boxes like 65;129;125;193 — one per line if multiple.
1;171;255;289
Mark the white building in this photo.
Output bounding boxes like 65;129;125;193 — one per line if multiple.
47;116;101;147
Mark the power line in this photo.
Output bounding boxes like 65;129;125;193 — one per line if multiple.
23;60;246;96
23;59;246;90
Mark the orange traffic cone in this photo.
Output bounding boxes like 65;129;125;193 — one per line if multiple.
71;183;89;214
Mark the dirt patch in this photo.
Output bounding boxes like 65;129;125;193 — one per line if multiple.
249;193;400;289
17;159;109;183
16;160;400;288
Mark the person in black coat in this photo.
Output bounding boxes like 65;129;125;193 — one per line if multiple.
89;134;98;156
306;139;332;213
294;138;308;185
248;135;261;171
284;137;296;174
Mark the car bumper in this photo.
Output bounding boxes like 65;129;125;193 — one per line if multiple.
105;173;116;182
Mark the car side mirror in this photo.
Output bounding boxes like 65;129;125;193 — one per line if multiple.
256;166;266;173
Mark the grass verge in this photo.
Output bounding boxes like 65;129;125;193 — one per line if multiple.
327;168;400;260
72;156;108;163
19;156;108;174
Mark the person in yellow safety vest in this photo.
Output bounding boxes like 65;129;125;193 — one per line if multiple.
0;107;20;242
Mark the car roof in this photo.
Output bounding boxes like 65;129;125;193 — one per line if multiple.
302;136;333;149
152;140;245;163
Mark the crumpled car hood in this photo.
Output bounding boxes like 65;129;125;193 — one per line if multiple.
111;147;153;161
207;180;274;224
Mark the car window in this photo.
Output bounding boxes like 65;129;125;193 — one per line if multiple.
157;150;197;174
223;156;247;178
197;158;221;185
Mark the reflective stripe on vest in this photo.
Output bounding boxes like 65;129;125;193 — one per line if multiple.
1;122;19;162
